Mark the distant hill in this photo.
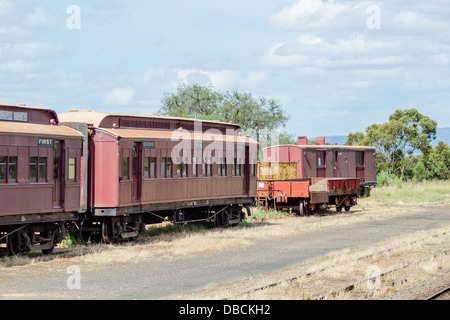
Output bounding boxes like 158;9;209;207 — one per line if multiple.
313;127;450;147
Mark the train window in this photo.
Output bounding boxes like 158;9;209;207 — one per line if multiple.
207;157;212;176
317;152;325;167
144;157;156;178
218;158;226;176
166;157;172;177
332;152;338;165
0;157;5;181
150;157;156;178
250;163;255;176
192;157;197;176
29;157;37;181
144;158;149;177
235;158;241;176
29;157;47;182
161;157;166;177
68;157;76;181
0;156;15;182
202;158;206;176
182;157;187;177
176;157;182;177
356;152;364;167
176;157;187;177
8;157;16;181
38;158;46;180
122;157;129;179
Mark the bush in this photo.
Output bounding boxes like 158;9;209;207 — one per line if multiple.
377;171;401;187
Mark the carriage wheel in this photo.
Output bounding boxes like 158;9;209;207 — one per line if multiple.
102;218;115;244
299;202;305;216
6;234;20;256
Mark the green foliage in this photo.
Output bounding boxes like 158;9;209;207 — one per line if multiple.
347;108;440;181
377;171;401;187
142;223;209;237
160;84;288;137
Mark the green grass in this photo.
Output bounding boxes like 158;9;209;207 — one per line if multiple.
362;179;450;206
249;207;294;221
142;223;209;237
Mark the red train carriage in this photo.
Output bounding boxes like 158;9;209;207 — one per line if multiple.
59;110;258;243
257;136;376;214
0;104;84;254
262;136;377;190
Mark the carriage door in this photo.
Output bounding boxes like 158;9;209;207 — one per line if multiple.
132;142;142;202
53;140;64;208
332;151;339;178
244;146;250;194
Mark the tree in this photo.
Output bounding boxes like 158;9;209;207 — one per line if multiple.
347;108;437;180
160;84;289;139
416;141;450;180
160;83;222;121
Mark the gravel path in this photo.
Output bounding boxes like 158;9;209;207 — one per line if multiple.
0;206;449;300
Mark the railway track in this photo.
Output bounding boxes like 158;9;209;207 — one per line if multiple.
223;231;449;300
316;248;448;300
426;286;450;300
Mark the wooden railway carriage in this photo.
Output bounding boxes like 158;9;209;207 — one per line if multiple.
257;136;377;214
262;136;377;189
59;110;258;243
0;104;84;254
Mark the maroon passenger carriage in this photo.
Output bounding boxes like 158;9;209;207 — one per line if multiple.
59;110;258;243
0;104;85;255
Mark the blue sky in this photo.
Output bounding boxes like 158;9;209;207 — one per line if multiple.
1;0;449;138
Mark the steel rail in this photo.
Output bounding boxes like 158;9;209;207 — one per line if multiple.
425;286;450;300
223;231;449;300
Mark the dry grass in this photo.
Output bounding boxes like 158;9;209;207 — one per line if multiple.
1;180;448;270
176;225;450;300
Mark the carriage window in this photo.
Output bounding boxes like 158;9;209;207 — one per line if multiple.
122;157;129;179
161;157;166;177
192;157;197;176
39;158;46;180
166;157;172;177
68;157;76;181
145;157;156;178
30;157;47;182
356;152;364;167
0;156;16;182
150;157;156;178
317;151;325;167
207;157;212;176
218;158;226;176
176;157;182;177
235;158;241;176
176;157;187;177
0;157;5;181
144;158;149;177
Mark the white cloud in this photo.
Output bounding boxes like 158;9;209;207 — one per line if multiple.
103;87;135;105
0;59;41;73
174;68;269;91
0;0;13;17
269;0;367;30
23;6;54;28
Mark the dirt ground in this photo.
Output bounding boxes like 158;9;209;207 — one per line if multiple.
0;204;449;300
